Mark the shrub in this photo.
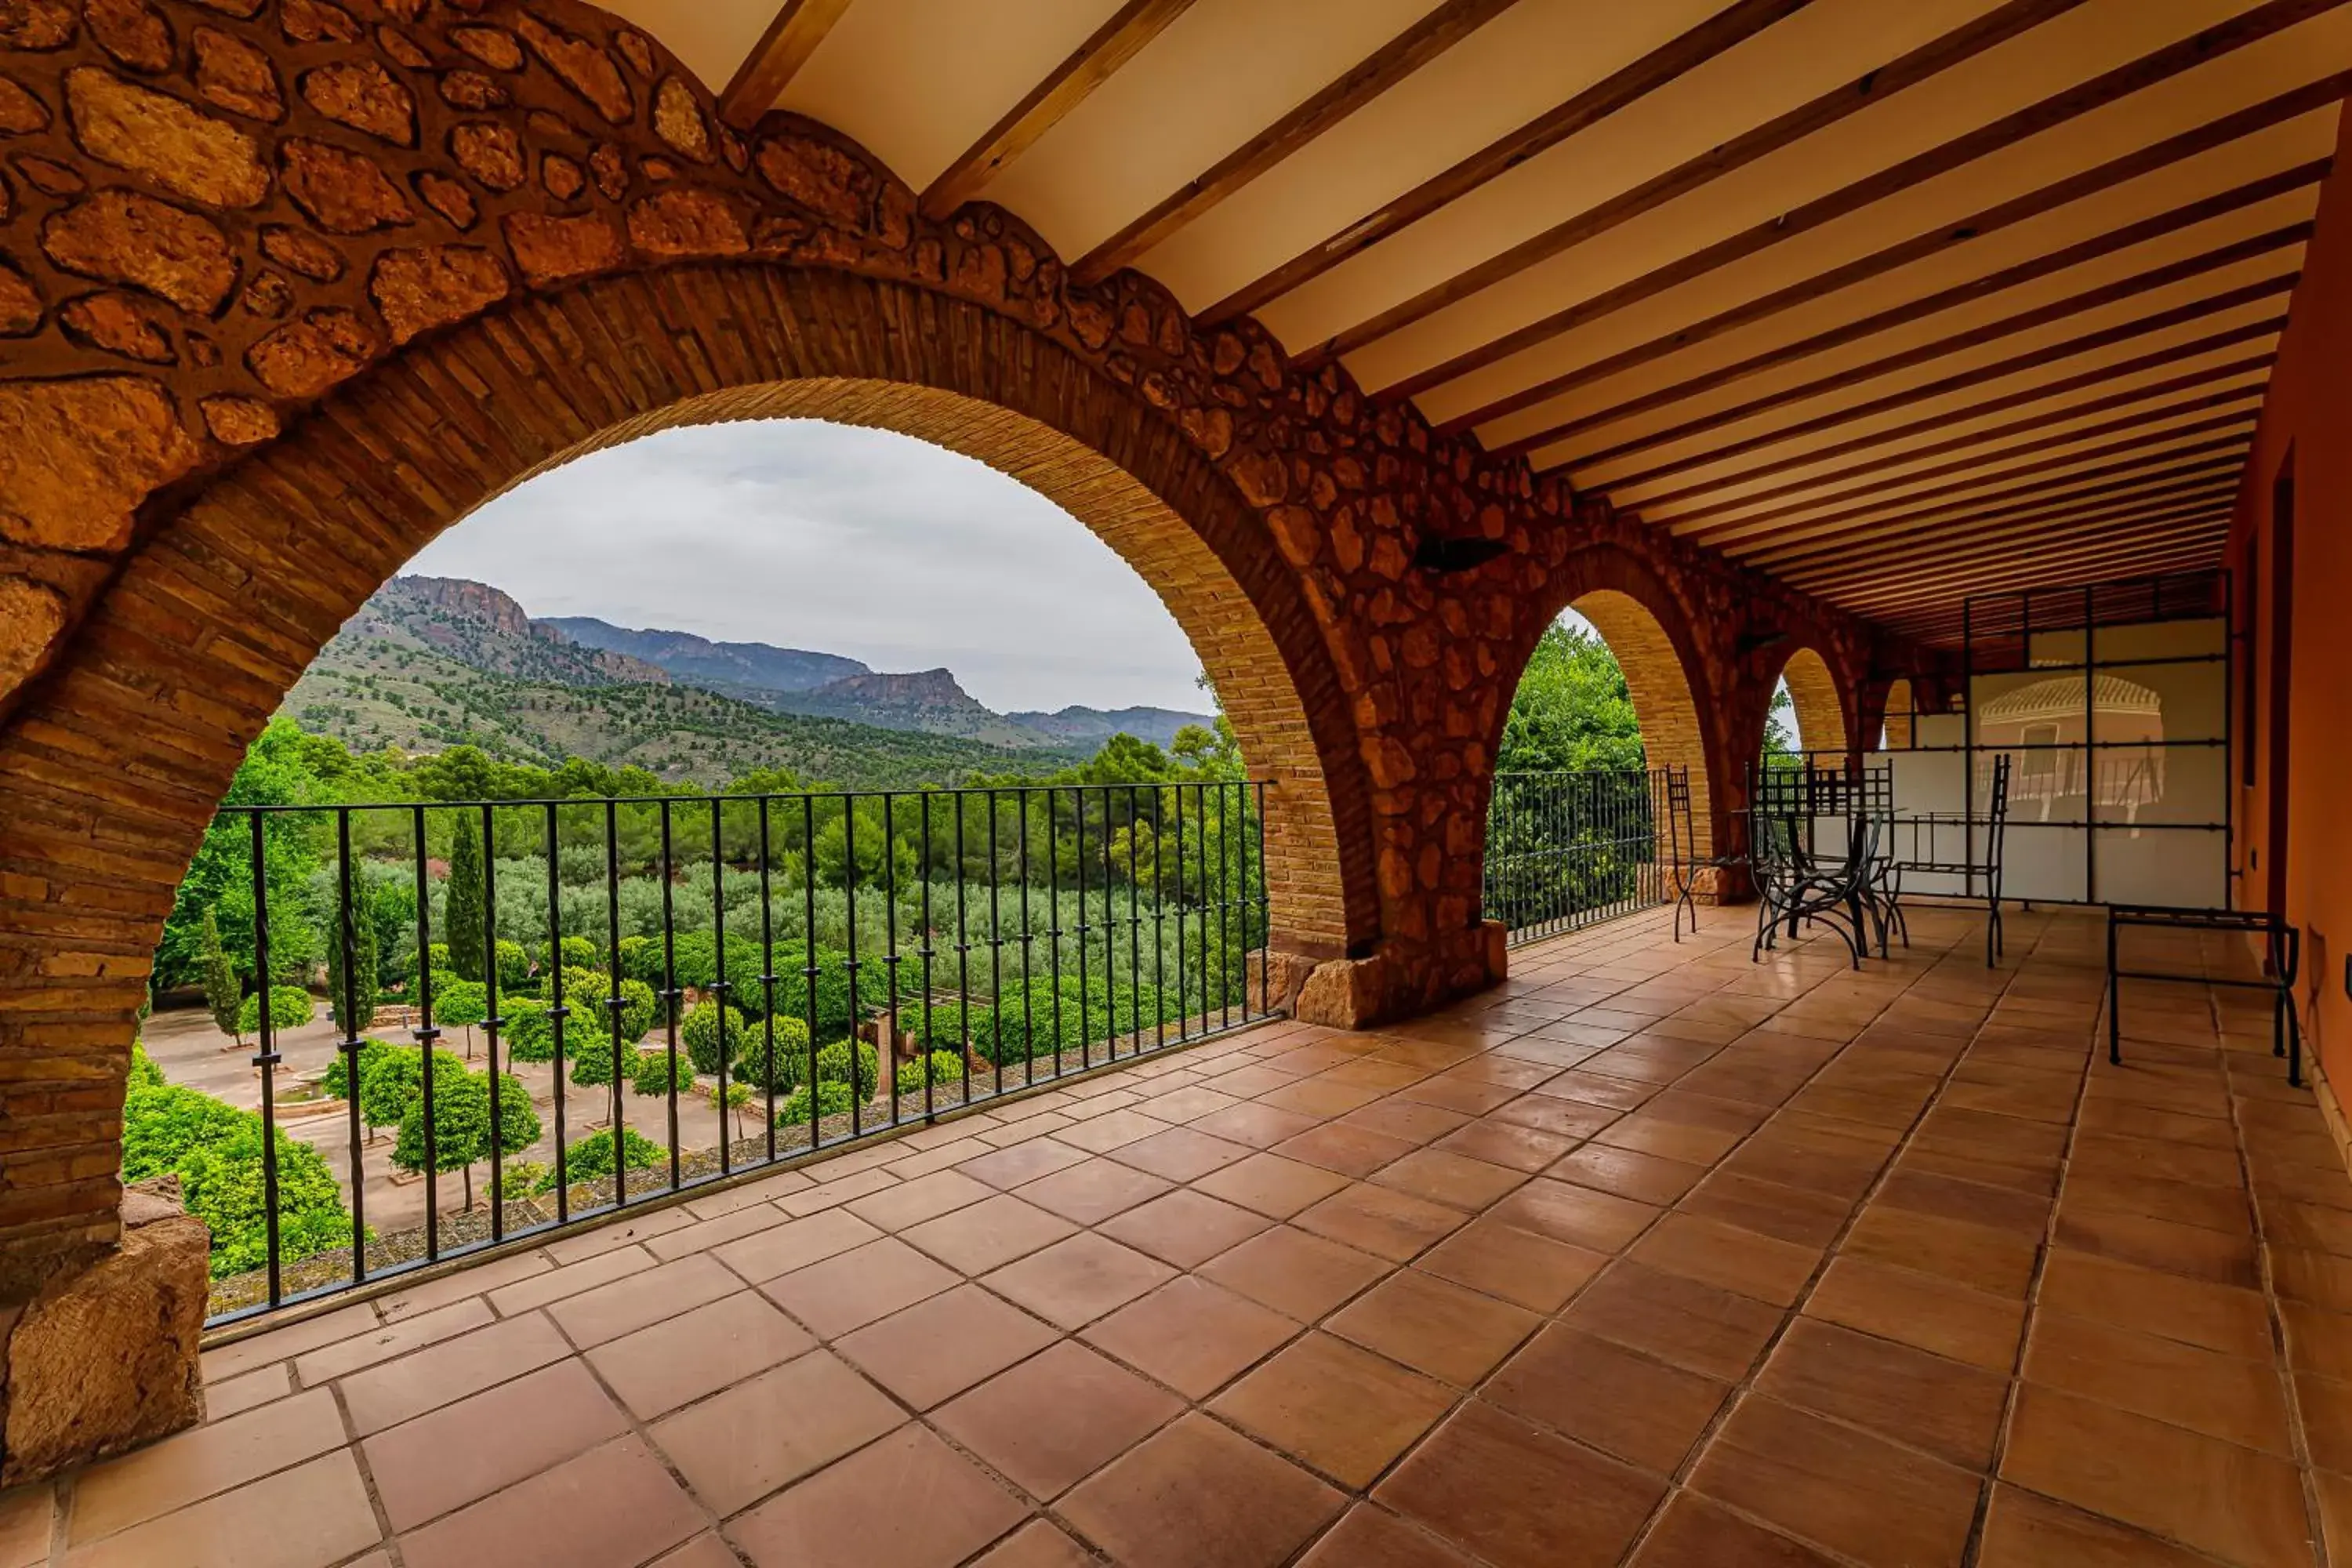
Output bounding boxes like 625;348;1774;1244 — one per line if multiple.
679;1000;745;1078
322;1036;399;1101
630;1045;693;1097
538;1127;662;1192
762;945;887;1038
236;985;314;1037
814;1038;878;1099
355;1044;471;1138
122;1083;249;1183
434;979;487;1034
493;1160;548;1203
570;1039;637;1088
391;1066;539;1210
128;1040;165;1091
730;1014;812;1092
494;938;528;990
539;935;597;972
122;1082;351;1278
617;935;662;984
501;997;555;1063
895;1050;969;1098
775;1080;854;1127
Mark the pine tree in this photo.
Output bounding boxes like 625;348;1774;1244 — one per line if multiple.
200;908;243;1047
445;815;486;982
327;884;379;1035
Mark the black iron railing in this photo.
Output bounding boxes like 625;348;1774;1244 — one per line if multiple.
160;782;1270;1326
1483;769;1669;944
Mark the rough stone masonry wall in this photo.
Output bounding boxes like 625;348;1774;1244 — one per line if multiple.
0;0;1921;1308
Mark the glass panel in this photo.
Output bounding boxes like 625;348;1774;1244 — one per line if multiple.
1915;713;1966;749
2094;826;2227;907
1984;744;2089;826
2000;824;2088;902
1887;749;1965;817
2090;659;2226;746
2095;616;2226;662
2092;742;2227;826
2028;628;2087;668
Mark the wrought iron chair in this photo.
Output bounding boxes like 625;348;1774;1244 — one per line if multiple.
1881;753;2012;967
1752;808;1880;970
1664;766;1745;942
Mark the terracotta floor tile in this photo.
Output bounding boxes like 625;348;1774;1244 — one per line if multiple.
1259;1076;1388;1119
1489;1177;1661;1253
935;1341;1182;1499
1396;1074;1524;1116
288;1298;495;1385
1099;1188;1273;1269
1370;1147;1529;1211
1692;1395;1981;1568
1342;1098;1474;1147
1485;1326;1730;1475
2026;1309;2291;1456
1083;1276;1300;1396
957;1136;1094;1189
1199;1225;1392;1319
1490;1092;1624;1141
1192;1151;1354;1218
760;1236;959;1338
2053;1206;2260;1290
64;1452;379;1568
1566;1261;1784;1382
982;1232;1176;1330
1977;1483;2220;1566
69;1388;349;1544
973;1521;1098;1566
1014;1157;1174;1225
1377;1399;1668;1568
1548;1142;1711;1205
1632;1211;1822;1308
1295;1182;1470;1262
831;1281;1058;1409
1186;1100;1325;1150
1432;1118;1582;1172
198;1363;291;1424
1756;1317;2008;1470
649;1536;742;1568
1327;1269;1539;1386
2038;1248;2272;1359
648;1350;906;1515
2002;1383;2311;1568
1298;1505;1479;1566
1802;1255;2026;1372
712;1207;885;1284
1274;1122;1420;1178
1842;1206;2041;1299
1415;1216;1606;1312
845;1168;996;1231
726;1425;1027;1568
362;1359;628;1531
397;1436;703;1568
1541;1069;1663;1112
548;1254;740;1348
1060;1412;1343;1568
1054;1107;1175;1154
587;1289;814;1418
1111;1126;1256;1181
1680;1169;1854;1248
1631;1491;1842;1566
898;1192;1077;1276
338;1311;573;1436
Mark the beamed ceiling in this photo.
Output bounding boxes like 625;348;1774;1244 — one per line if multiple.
597;0;2350;644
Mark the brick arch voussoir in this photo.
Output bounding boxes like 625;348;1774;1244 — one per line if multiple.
1770;643;1855;763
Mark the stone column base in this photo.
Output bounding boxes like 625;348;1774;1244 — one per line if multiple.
1288;920;1508;1030
0;1179;209;1486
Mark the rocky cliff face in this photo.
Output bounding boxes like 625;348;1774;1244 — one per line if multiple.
346;577;671;686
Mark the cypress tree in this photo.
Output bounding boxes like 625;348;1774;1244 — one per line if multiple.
327;884;379;1034
445;815;486;982
200;907;243;1045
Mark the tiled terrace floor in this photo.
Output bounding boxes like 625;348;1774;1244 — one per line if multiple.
9;902;2352;1567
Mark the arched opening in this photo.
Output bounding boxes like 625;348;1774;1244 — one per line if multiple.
1777;646;1851;763
1571;590;1715;856
1881;677;1917;750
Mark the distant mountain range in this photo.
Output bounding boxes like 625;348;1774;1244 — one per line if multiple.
281;576;1214;786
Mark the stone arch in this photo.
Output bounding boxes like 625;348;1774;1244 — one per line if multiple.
1571;590;1717;855
1774;645;1852;760
1881;677;1917;750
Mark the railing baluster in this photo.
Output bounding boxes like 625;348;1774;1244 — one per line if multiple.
545;802;568;1225
334;808;366;1287
249;812;282;1308
481;802;503;1243
659;800;681;1190
604;800;624;1210
412;804;441;1261
711;797;730;1176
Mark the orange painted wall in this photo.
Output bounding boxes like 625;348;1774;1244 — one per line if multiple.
2227;109;2352;1093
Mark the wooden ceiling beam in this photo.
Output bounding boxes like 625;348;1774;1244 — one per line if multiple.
1595;324;2280;497
920;0;1197;222
1569;278;2294;484
1196;0;1812;327
719;0;855;130
1734;445;2252;561
1630;368;2272;520
1882;544;2229;638
1837;527;2230;614
1445;88;2341;439
1676;409;2257;548
1366;0;2346;399
1510;223;2305;466
1769;485;2242;586
1072;0;1515;285
1783;516;2237;613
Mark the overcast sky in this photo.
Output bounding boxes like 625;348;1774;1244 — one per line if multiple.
405;420;1207;714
